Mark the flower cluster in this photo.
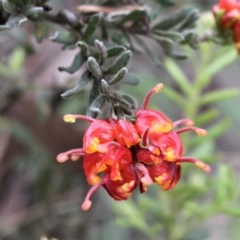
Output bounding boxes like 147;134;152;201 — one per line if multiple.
213;0;240;53
57;83;211;211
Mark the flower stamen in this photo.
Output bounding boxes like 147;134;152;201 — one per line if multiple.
81;181;104;211
63;114;95;123
56;148;84;163
176;127;207;136
176;157;211;172
141;83;164;110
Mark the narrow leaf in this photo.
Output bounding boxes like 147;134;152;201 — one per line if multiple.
200;89;240;106
105;50;132;75
121;73;140;85
87;95;107;118
83;13;102;40
163;86;185;106
206;48;237;76
107;45;127;58
87;56;102;79
154;30;184;42
109;67;128;85
133;34;162;66
164;58;192;96
195;109;219;126
61;70;91;98
77;41;89;57
50;31;76;44
152;7;193;30
58;52;83;74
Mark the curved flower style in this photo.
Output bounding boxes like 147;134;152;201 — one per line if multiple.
213;0;240;53
57;83;211;211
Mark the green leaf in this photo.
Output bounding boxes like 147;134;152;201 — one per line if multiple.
87;95;107;118
206;47;237;76
121;73;140;85
108;67;128;85
58;52;83;74
163;86;186;107
77;41;89;57
120;93;137;110
50;30;76;44
119;9;146;25
152;7;194;30
95;39;107;64
133;34;162;66
195;109;219;126
107;45;127;58
190;118;231;148
201;119;231;143
188;140;215;160
114;201;149;233
200;89;240;106
34;22;49;42
215;165;235;206
83;13;102;40
105;50;132;75
61;70;91;98
164;58;192;96
155;0;176;6
9;47;25;71
154;30;184;42
153;34;174;45
177;8;199;31
87;56;102;79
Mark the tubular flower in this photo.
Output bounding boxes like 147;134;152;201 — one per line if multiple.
212;0;240;53
83;119;114;153
112;119;140;147
56;84;211;211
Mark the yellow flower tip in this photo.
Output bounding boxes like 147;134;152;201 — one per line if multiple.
195;161;211;173
153;83;164;93
155;173;168;185
63;114;76;123
85;137;100;153
120;180;136;191
56;153;69;163
150;122;173;134
195;128;207;136
81;200;92;211
165;148;176;162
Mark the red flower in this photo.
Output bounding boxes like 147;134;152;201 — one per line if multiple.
147;162;181;190
112;119;140;147
103;164;138;200
83;120;114;153
56;84;211;211
83;144;132;184
213;0;240;53
135;109;173;137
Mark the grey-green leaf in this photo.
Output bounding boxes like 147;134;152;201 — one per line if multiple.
83;13;102;40
87;56;102;79
58;52;83;74
61;70;91;98
109;67;128;85
50;31;76;44
122;73;140;85
87;95;107;118
105;50;132;75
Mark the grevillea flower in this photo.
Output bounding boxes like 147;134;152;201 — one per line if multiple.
213;0;240;53
57;83;211;211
